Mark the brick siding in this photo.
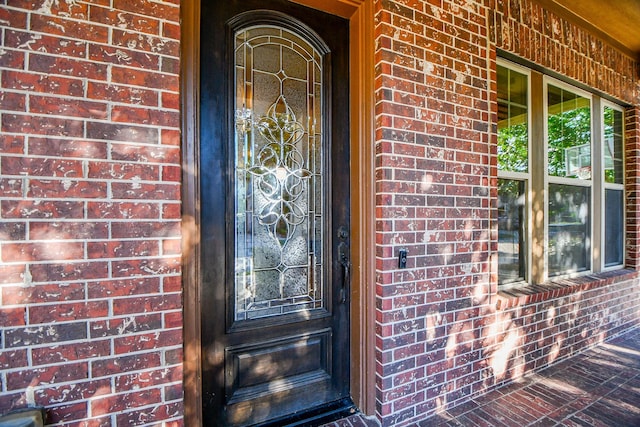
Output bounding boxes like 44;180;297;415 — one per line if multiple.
1;0;639;426
373;0;640;425
0;1;183;425
626;106;640;270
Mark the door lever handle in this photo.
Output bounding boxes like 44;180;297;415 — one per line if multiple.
338;242;350;304
341;258;350;304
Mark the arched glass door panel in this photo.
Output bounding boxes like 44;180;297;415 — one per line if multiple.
234;25;325;321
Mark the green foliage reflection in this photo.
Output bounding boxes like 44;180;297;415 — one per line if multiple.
547;106;591;178
498;122;528;172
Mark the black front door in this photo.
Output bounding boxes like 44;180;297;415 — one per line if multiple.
199;1;351;425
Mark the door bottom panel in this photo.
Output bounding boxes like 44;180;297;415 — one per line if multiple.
226;330;332;403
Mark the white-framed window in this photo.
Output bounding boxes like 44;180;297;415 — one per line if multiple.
602;102;625;269
496;60;625;288
497;61;531;286
544;77;593;277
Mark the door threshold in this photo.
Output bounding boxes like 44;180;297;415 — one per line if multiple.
258;398;356;427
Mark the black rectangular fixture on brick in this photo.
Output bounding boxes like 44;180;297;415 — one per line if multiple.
398;248;408;269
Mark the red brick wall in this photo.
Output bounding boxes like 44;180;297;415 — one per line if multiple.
1;0;639;425
374;0;493;423
490;0;639;105
373;0;640;425
625;106;640;270
0;1;183;425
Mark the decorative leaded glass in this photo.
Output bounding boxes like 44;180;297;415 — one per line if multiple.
233;25;323;320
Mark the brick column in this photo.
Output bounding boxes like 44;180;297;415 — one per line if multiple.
373;0;492;424
0;2;183;425
625;106;640;269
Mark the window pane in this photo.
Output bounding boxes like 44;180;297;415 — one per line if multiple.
547;85;591;179
548;184;590;276
497;65;528;173
604;107;624;184
605;189;624;267
498;179;526;285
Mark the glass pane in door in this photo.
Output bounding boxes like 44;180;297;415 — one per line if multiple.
233;25;324;321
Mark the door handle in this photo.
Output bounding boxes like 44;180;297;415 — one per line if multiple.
338;241;351;304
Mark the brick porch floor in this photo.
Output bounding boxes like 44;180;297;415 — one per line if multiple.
323;327;640;427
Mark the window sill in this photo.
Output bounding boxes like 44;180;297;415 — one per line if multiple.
495;268;638;310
